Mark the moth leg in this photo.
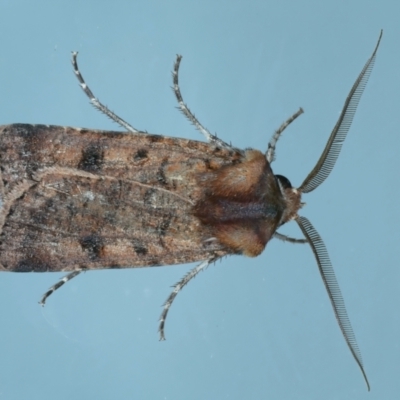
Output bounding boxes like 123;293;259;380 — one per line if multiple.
274;231;308;244
172;55;237;151
266;108;303;163
39;270;82;306
158;256;219;341
71;52;139;133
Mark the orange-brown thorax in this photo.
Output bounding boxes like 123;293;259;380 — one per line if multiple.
193;149;302;257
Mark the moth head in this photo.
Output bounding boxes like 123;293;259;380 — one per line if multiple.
274;174;303;226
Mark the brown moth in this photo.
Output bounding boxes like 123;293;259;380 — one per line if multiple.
0;32;381;389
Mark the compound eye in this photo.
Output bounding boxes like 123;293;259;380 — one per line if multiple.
275;174;292;189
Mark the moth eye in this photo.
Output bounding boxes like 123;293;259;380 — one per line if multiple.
275;174;292;189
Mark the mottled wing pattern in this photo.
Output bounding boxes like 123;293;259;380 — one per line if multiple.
0;124;241;272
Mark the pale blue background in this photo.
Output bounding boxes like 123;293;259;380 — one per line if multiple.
0;1;398;399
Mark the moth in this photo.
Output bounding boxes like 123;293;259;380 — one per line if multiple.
0;32;381;389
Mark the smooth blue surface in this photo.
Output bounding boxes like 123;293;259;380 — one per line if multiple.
0;2;398;399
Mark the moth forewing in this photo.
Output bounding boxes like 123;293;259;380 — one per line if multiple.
0;124;233;273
